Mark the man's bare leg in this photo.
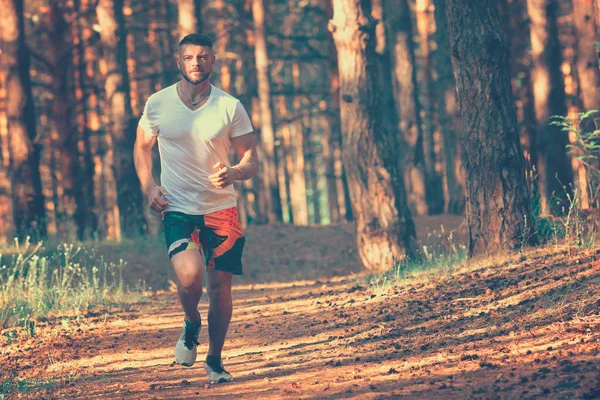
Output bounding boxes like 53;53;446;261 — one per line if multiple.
206;269;233;357
171;248;205;366
171;249;205;323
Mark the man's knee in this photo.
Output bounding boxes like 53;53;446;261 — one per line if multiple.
206;279;231;300
178;271;203;293
172;252;204;293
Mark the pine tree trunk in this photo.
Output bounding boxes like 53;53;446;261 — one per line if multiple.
276;94;296;224
177;0;201;39
0;74;14;244
252;0;283;223
158;0;177;87
445;0;531;256
415;0;445;214
325;0;347;222
38;99;58;236
372;0;405;220
526;0;572;214
500;0;538;171
228;0;263;224
48;1;86;240
97;0;146;238
572;0;600;112
321;114;341;223
592;0;600;72
72;0;99;239
291;63;309;225
431;0;465;214
1;0;46;241
380;0;428;216
81;21;122;242
570;0;598;209
330;0;417;271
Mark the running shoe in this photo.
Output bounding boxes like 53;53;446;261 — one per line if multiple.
174;319;200;367
203;360;233;384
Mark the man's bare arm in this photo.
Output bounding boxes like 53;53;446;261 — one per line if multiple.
208;133;259;189
133;126;168;211
232;133;259;181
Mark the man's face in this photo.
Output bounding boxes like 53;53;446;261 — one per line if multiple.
176;45;215;85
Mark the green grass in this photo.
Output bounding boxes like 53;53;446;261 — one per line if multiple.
0;373;78;397
0;237;148;331
0;375;55;396
368;232;468;291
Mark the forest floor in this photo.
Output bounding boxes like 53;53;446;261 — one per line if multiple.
2;215;600;399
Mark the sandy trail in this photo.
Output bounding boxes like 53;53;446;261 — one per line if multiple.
2;218;600;399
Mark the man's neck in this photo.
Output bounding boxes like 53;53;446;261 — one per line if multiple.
180;79;211;97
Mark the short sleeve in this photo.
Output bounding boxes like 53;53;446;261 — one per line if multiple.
230;101;253;138
138;98;159;136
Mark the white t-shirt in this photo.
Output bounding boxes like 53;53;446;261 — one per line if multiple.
138;84;253;215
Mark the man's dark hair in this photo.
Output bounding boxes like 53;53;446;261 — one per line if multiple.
178;34;213;50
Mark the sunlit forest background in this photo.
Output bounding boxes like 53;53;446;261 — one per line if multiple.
1;0;599;253
3;1;600;397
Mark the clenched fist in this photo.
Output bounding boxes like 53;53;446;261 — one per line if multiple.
208;162;242;189
146;185;169;212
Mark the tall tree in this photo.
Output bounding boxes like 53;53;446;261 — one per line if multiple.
72;0;99;238
96;0;145;238
330;0;417;270
290;62;310;225
1;0;46;240
0;69;14;244
526;0;572;214
445;0;531;256
234;0;262;225
326;0;353;223
380;0;428;216
593;0;600;71
73;0;122;241
177;0;202;39
48;0;86;240
500;0;538;170
431;0;465;214
252;0;283;223
415;0;445;214
572;0;600;112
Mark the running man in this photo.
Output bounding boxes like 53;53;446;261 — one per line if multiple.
133;33;258;384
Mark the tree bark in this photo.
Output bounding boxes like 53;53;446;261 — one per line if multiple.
445;0;531;256
72;0;99;239
1;0;46;241
252;0;283;223
48;1;86;240
291;63;309;225
415;0;445;214
330;0;417;271
526;0;572;214
78;6;122;241
322;79;342;223
235;0;262;225
431;0;465;214
572;0;600;112
500;0;538;171
326;0;350;222
0;74;14;244
592;0;600;72
177;0;202;40
97;0;146;238
380;0;428;216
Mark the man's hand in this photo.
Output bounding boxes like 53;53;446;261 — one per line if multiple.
146;185;169;212
208;162;241;189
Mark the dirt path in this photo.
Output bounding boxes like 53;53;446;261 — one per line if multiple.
2;220;600;399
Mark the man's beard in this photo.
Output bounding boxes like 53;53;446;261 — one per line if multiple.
179;67;210;85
